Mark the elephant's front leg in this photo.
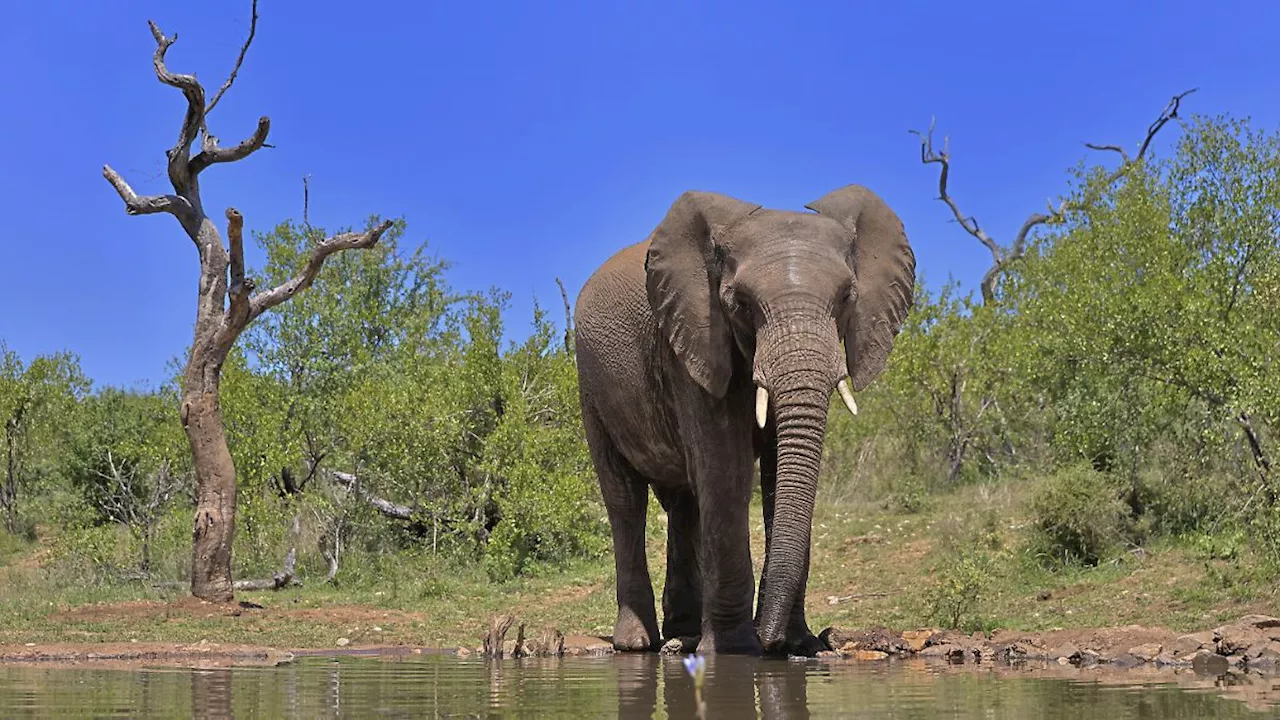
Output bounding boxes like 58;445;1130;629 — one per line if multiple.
755;428;824;656
681;392;761;655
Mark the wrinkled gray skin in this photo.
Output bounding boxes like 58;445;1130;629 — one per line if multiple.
573;185;915;656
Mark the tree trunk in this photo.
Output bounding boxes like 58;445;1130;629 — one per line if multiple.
3;424;16;534
183;378;238;603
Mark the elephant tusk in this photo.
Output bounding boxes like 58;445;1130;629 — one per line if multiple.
837;378;858;416
755;386;769;428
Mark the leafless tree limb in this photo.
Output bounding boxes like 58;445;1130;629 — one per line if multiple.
303;175;312;228
555;277;575;355
190;117;272;174
331;470;417;520
911;88;1197;304
205;0;260;116
248;220;396;321
224;208;253;329
102;165;193;219
148;21;206;195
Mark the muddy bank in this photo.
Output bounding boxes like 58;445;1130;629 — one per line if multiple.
815;613;1280;677
6;610;1280;679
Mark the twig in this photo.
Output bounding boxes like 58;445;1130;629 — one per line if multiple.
205;0;259;116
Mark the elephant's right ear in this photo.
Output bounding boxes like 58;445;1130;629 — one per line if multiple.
645;191;760;398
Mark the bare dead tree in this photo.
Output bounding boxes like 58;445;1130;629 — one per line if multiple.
911;89;1197;305
102;3;393;603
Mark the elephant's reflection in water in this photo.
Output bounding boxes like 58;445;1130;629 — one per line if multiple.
616;654;815;720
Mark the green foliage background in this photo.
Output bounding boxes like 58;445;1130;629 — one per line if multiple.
2;113;1278;594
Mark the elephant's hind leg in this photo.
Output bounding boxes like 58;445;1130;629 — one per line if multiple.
584;410;660;652
654;487;702;644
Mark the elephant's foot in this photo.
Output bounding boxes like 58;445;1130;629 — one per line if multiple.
757;617;825;657
783;632;828;658
612;607;660;652
696;623;763;656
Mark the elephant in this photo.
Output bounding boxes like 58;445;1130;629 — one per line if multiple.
573;184;915;655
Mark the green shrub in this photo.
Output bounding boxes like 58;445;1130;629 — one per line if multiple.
1026;463;1134;567
922;544;993;630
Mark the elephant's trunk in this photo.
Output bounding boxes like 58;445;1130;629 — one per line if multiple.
753;317;842;652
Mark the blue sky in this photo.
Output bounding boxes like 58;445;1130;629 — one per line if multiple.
1;1;1276;389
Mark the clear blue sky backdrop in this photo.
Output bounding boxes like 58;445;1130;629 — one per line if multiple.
1;1;1276;389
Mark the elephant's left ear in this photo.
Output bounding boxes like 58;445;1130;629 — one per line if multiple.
806;184;916;391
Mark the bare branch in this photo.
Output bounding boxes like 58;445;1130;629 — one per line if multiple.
190;117;271;174
331;470;416;520
233;547;298;591
205;0;260;116
1083;143;1130;163
302;175;312;228
909;121;1002;258
147;20;205;194
555;277;575;355
248;220;395;321
1136;88;1197;161
224;208;254;330
102;165;193;219
912;89;1197;305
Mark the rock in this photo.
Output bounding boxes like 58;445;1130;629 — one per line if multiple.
919;644;964;660
1225;653;1248;668
853;650;889;661
1191;650;1230;675
1153;652;1183;667
1172;631;1216;657
1254;641;1280;660
1049;642;1080;662
1248;656;1280;674
1079;649;1103;667
456;647;471;658
1127;643;1163;662
1218;625;1267;656
335;638;350;647
1109;653;1143;669
902;630;934;652
562;635;615;657
1236;614;1280;629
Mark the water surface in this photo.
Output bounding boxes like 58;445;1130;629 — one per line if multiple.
2;652;1276;718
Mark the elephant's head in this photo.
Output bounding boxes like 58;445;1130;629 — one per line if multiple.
644;185;915;651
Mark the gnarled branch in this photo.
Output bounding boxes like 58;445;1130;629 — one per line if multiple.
248;220;396;321
912;88;1197;304
148;20;205;195
191;117;272;174
102;165;193;220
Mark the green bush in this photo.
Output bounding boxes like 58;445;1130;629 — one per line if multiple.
1026;464;1135;567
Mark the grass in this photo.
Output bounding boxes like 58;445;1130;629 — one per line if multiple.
1;478;1277;653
